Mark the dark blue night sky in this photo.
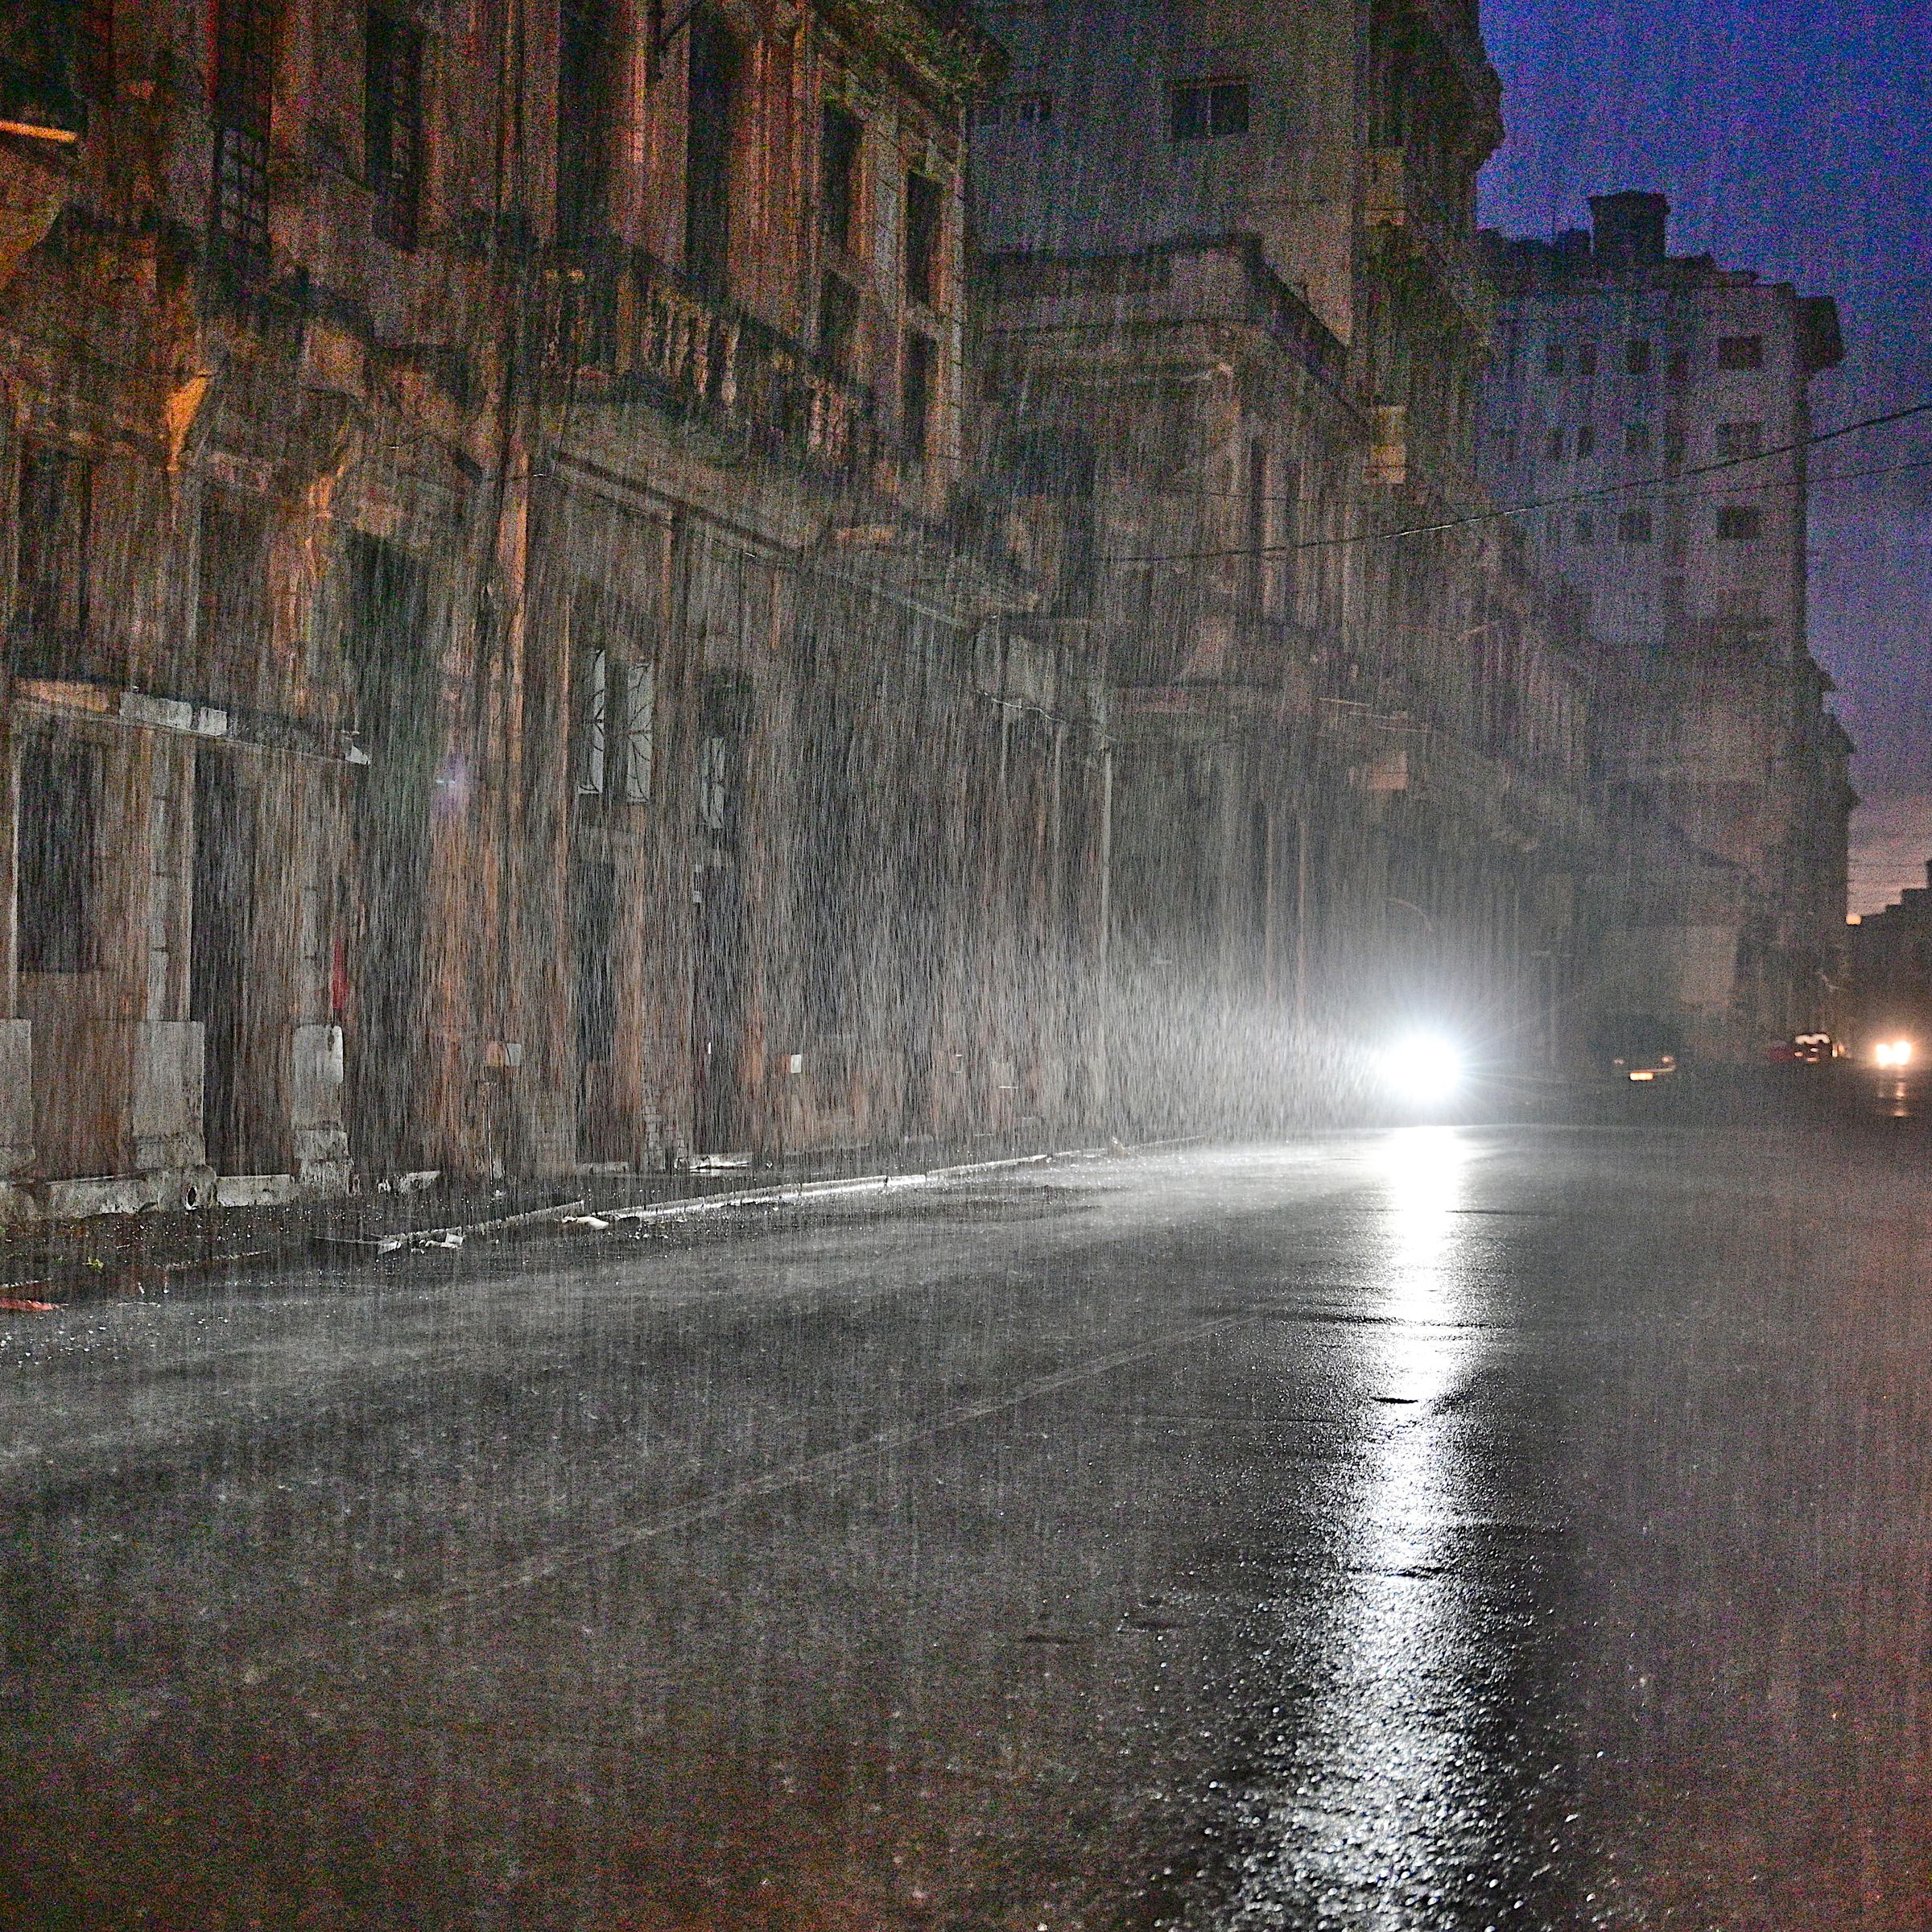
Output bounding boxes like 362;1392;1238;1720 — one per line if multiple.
1477;0;1932;911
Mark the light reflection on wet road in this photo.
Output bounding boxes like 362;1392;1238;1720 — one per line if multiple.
3;1124;1930;1929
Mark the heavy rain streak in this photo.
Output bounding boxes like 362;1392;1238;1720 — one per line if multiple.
3;0;1930;1927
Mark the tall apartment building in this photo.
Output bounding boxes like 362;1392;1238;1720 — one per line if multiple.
970;0;1602;1111
1480;193;1853;1058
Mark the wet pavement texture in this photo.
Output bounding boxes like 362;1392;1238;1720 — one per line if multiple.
4;1120;1930;1930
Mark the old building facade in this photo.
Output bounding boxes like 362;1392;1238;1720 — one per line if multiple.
970;0;1602;1121
2;5;1842;1217
1480;193;1853;1060
0;0;1116;1215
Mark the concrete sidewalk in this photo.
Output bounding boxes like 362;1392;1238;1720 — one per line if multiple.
0;1130;1164;1311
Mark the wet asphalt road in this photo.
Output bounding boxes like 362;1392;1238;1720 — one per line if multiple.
4;1109;1932;1930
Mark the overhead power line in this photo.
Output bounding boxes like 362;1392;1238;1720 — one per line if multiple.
1107;397;1932;565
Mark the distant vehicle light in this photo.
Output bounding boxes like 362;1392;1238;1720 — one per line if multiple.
1875;1038;1914;1069
1629;1068;1656;1082
1383;1034;1463;1106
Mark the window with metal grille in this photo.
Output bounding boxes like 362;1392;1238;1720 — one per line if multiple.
196;486;270;707
622;662;655;804
13;440;91;672
1171;80;1248;142
365;6;423;250
575;644;607;795
905;171;942;308
211;0;274;272
18;734;100;975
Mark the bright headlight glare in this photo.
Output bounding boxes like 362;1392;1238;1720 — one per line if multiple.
1383;1034;1463;1103
1876;1039;1913;1069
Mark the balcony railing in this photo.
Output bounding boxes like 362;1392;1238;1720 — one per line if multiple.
528;247;877;474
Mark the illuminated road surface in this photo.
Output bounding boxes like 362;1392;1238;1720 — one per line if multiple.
2;1121;1927;1929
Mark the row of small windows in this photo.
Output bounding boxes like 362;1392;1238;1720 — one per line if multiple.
1563;505;1765;545
977;79;1252;144
1542;334;1765;378
1543;419;1765;463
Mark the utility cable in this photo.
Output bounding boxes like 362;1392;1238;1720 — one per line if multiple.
1106;396;1932;564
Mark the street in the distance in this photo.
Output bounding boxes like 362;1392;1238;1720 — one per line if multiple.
5;1116;1928;1930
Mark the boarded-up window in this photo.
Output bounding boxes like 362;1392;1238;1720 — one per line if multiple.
197;486;269;704
819;271;859;375
13;441;91;670
18;734;100;973
902;331;935;459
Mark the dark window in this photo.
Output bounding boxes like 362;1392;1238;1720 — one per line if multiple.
196;487;270;707
1576;343;1598;378
13;441;91;671
1245;437;1268;611
1543;341;1565;376
819;271;858;376
1716;420;1765;461
211;0;275;273
1171;80;1249;142
1718;333;1764;370
902;331;935;459
1625;337;1652;374
1574;511;1594;545
1625;423;1652;458
1666;349;1690;382
980;89;1054;126
904;170;942;308
78;0;113;91
1545;427;1564;460
1575;424;1596;458
556;0;613;246
1618;506;1653;543
3;0;112;129
18;734;99;974
685;11;735;295
365;6;423;250
1663;425;1686;467
1716;505;1763;540
819;103;862;254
